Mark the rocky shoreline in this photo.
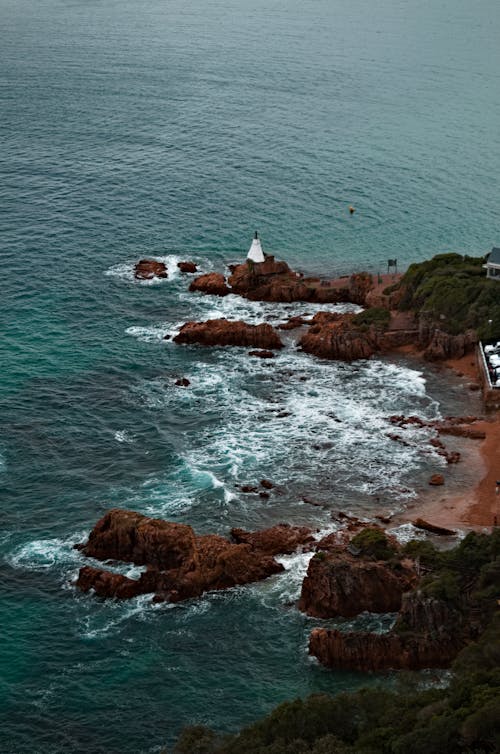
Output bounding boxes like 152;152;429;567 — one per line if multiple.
76;252;499;676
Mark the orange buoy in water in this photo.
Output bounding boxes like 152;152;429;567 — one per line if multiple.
349;206;355;214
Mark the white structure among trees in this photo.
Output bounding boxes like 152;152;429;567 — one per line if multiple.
484;247;500;280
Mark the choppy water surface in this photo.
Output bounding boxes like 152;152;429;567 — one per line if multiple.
0;0;497;751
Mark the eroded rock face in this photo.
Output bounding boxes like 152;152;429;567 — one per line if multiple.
189;272;230;297
230;524;314;556
309;592;468;671
299;314;379;362
298;552;413;619
74;509;307;603
419;324;478;361
134;260;168;280
173;319;283;350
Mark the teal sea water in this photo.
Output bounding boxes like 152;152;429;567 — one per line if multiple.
1;0;499;751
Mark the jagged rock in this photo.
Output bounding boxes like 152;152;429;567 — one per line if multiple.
75;509;288;603
177;261;198;273
231;524;314;556
134;260;168;280
298;552;413;618
309;592;468;671
248;350;275;358
173;319;283;350
300;313;379;362
420;324;478;361
189;272;230;296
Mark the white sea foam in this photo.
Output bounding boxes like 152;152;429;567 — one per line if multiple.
105;254;206;285
8;535;85;571
114;429;135;443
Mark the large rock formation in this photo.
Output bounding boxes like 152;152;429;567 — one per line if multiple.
74;510;313;603
177;261;198;273
231;523;315;556
189;272;230;296
134;260;168;280
418;321;478;361
298;551;414;619
309;591;469;671
173;319;284;350
299;313;380;361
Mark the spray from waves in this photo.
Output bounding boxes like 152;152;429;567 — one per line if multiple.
179;288;361;327
105;254;211;285
114;429;135;443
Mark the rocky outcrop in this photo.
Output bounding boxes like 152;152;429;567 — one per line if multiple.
177;261;198;273
230;524;314;556
298;551;413;619
227;258;374;304
428;473;445;486
419;323;478;361
75;509;290;603
299;313;379;362
309;592;468;671
189;272;230;297
173;319;283;350
134;260;168;280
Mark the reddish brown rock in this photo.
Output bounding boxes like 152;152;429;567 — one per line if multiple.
75;509;289;603
300;313;379;362
277;316;308;331
177;261;198;273
175;377;190;387
420;325;478;361
173;319;283;350
437;424;485;440
189;272;230;297
134;260;168;280
413;518;456;536
260;479;274;489
231;524;314;556
298;552;413;619
248;350;275;358
429;474;445;486
309;592;468;671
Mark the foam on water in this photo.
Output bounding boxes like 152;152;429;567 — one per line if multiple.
114;429;135;443
105;254;208;285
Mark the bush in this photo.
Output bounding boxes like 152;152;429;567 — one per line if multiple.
353;307;391;331
351;528;396;560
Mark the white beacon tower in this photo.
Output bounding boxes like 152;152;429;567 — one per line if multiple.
247;231;265;263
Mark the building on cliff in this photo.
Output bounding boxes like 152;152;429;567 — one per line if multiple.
484;247;500;280
247;231;266;263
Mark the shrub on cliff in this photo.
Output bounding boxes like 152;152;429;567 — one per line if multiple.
396;253;500;337
352;307;391;332
350;528;396;560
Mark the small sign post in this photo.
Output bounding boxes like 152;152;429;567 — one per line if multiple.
387;258;398;274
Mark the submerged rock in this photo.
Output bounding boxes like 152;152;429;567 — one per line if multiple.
230;524;314;556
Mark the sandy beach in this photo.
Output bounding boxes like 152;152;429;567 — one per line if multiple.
393;349;500;533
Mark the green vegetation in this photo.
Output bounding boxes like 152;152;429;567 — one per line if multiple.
172;531;500;754
353;307;391;332
351;528;396;561
397;253;500;337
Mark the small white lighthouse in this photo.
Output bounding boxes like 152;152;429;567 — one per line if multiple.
247;231;265;263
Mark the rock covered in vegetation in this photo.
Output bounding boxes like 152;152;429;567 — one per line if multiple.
75;509;291;603
189;272;230;296
134;259;168;279
173;319;283;350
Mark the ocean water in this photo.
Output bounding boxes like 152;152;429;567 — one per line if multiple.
1;0;498;751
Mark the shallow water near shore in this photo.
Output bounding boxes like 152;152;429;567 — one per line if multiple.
0;0;497;750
